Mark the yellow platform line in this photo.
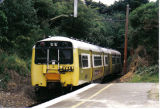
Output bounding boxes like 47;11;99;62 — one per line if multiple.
71;83;113;108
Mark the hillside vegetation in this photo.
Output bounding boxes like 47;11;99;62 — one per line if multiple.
130;65;158;82
0;0;159;90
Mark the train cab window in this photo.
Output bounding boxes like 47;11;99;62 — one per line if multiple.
104;55;109;66
35;41;73;64
59;49;73;64
81;54;90;68
35;48;47;64
93;55;102;67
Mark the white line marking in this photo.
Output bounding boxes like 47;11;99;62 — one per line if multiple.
71;83;113;108
32;84;97;108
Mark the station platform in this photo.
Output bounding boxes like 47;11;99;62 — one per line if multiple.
33;83;159;108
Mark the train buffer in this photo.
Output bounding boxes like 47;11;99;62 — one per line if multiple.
33;83;159;108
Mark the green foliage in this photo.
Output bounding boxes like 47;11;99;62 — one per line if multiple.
0;10;8;36
48;0;113;48
0;50;30;89
129;65;159;82
129;2;158;64
85;0;107;14
34;0;55;19
85;0;148;15
0;53;29;76
135;65;158;75
34;0;55;36
108;0;148;14
0;0;42;57
1;0;38;37
106;13;125;49
59;2;100;39
0;36;10;49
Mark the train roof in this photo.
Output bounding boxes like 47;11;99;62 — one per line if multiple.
109;49;121;55
39;36;121;55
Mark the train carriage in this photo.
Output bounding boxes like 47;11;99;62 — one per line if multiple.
31;36;122;89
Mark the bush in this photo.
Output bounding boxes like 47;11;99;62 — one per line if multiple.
0;52;30;89
135;65;158;75
129;65;159;82
0;53;29;76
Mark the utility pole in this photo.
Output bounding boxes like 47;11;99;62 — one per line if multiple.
123;4;129;74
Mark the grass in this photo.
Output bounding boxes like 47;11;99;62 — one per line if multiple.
130;73;159;82
129;65;159;82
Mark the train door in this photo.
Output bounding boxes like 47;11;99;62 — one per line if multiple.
78;50;92;85
92;52;104;81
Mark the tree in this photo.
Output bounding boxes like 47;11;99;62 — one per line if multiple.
49;1;104;41
0;10;8;36
85;0;149;15
0;10;9;49
34;0;56;36
1;0;38;39
106;0;149;15
129;2;158;64
85;0;108;14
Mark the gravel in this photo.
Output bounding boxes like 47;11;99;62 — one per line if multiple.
0;86;37;108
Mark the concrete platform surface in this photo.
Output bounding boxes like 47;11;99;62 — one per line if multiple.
33;83;159;108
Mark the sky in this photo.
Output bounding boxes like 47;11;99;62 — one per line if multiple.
93;0;157;6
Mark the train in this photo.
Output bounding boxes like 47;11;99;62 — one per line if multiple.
31;36;122;91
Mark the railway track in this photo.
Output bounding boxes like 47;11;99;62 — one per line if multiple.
28;73;122;107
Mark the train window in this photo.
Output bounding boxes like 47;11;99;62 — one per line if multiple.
104;55;108;66
81;54;90;68
35;43;73;64
36;41;72;48
115;56;118;64
93;55;102;67
35;48;47;64
117;56;120;64
117;56;121;64
59;49;73;64
117;57;119;63
112;56;115;64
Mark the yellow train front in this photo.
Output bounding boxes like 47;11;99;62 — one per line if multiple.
31;36;121;90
